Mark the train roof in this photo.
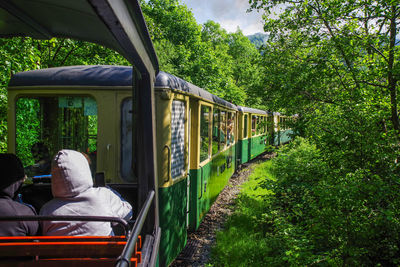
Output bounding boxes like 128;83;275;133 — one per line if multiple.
237;106;268;115
9;65;238;110
8;65;132;87
155;72;237;110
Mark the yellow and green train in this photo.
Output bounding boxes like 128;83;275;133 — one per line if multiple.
5;66;294;266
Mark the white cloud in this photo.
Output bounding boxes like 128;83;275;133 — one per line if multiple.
181;0;265;35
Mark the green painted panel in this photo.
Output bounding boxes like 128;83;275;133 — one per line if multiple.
159;179;188;267
250;135;268;159
274;130;293;146
280;129;294;144
238;139;249;164
189;146;236;231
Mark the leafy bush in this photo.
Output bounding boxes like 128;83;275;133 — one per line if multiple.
212;137;400;266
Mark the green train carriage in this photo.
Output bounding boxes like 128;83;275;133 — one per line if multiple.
153;72;238;265
237;106;271;164
274;113;296;146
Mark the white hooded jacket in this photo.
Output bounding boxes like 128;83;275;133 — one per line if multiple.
40;149;132;236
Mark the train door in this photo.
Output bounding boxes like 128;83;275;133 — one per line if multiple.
155;89;190;266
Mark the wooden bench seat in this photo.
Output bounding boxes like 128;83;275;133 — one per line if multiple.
0;235;141;267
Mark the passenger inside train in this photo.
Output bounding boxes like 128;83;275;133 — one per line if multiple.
40;149;132;236
0;153;39;236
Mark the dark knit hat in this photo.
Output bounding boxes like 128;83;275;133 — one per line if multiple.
0;153;25;185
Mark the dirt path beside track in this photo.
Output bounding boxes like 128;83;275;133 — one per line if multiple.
170;152;275;267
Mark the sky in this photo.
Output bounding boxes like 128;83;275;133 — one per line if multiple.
179;0;265;36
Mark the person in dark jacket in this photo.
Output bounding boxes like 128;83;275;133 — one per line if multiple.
0;153;39;236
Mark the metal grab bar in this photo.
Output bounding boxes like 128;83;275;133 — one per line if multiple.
164;145;171;183
0;215;130;236
116;190;155;267
198;167;203;200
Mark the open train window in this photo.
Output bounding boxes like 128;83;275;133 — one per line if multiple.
220;110;226;149
264;116;267;133
227;112;235;146
200;105;211;163
16;96;98;177
212;108;219;155
251;115;257;136
244;114;248;138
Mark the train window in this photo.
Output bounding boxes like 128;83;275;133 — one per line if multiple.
251;115;257;136
263;116;267;133
171;100;186;179
268;115;274;132
220;110;226;149
200;105;211;163
212;108;219;155
244;114;248;138
16;96;98;177
257;116;262;135
227;112;235;146
264;116;267;133
121;97;134;182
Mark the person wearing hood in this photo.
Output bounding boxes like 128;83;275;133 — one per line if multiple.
40;149;132;236
0;153;39;236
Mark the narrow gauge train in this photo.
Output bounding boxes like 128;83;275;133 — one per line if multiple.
4;65;294;266
0;0;294;266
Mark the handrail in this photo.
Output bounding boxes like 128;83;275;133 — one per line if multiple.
198;167;203;200
0;215;130;236
116;190;155;267
164;145;171;183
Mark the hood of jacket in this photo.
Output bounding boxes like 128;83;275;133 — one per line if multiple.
51;149;93;198
0;153;25;198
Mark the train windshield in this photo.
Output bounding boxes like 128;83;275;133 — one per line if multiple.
15;96;98;178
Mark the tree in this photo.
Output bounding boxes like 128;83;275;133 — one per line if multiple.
250;0;400;136
247;0;400;263
141;0;255;104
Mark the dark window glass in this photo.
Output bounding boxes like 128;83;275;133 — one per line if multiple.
244;114;248;138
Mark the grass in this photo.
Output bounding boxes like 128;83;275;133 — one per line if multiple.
210;160;277;267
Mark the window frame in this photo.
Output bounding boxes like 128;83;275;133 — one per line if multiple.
199;103;212;164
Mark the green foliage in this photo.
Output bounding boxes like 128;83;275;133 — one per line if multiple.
238;1;400;263
15;99;40;166
141;0;263;106
247;32;269;49
213;138;400;266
